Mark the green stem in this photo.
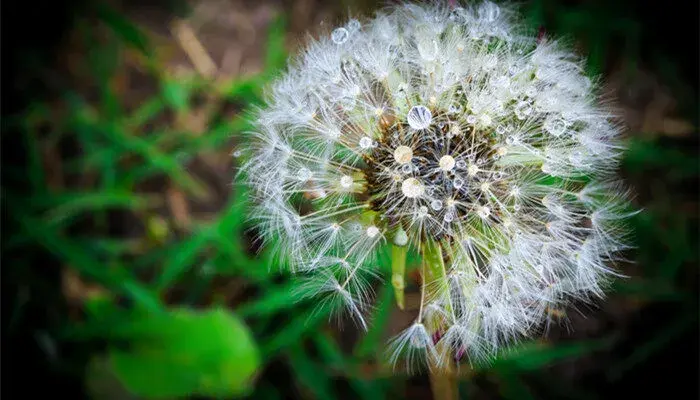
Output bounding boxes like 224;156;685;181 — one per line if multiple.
422;239;458;400
391;244;407;310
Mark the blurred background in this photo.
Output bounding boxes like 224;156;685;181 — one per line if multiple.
2;0;698;398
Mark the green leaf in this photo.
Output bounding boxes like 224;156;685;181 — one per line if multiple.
110;308;260;398
161;79;189;113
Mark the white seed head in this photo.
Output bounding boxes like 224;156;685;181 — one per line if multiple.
241;1;634;370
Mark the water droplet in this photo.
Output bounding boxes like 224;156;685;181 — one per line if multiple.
431;200;443;211
366;225;380;238
401;177;425;198
448;102;463;114
401;164;413;174
407;105;433;130
456;160;467;169
393;145;413;165
439;155;456;171
340;175;353;188
297;168;312;181
514;101;533;120
443;212;455;223
466;115;477;124
347;19;361;32
394;228;409;246
479;114;492;126
418;206;429;217
232;150;242;158
331;27;349;44
477;206;491;219
359;136;373;149
453;177;464;189
544;116;568;136
479;1;501;22
496;124;507;135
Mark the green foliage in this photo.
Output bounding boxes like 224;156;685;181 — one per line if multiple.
109;308;260;398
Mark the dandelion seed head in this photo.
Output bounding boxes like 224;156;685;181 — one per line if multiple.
241;0;634;369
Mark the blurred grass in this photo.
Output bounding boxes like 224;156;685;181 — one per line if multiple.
2;0;697;399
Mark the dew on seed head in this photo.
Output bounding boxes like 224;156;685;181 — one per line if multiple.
340;175;354;188
477;206;491;219
407;105;433;130
514;101;533;120
297;168;312;181
366;225;380;238
331;27;349;44
393;145;413;165
394;228;409;246
431;199;443;211
439;155;456;171
359;136;373;149
418;206;429;217
544;116;568;136
401;177;425;198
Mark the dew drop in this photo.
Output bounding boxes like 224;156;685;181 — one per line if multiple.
453;177;464;189
347;19;361;32
407;105;433;130
331;27;349;44
439;155;456;171
448;103;463;114
544;116;568;136
444;211;455;223
393;145;413;164
340;175;353;188
466;115;477;124
496;124;508;135
297;167;312;181
514;101;533;120
401;164;413;174
366;225;380;238
394;228;409;246
477;206;491;219
418;206;429;217
431;200;443;211
401;178;425;198
359;136;373;149
478;1;501;22
456;160;467;169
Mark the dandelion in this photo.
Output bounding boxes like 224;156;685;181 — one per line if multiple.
240;1;635;370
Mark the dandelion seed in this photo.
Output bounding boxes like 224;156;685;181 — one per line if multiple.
241;1;634;370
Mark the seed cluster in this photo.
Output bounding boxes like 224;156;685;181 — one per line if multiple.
241;1;633;369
